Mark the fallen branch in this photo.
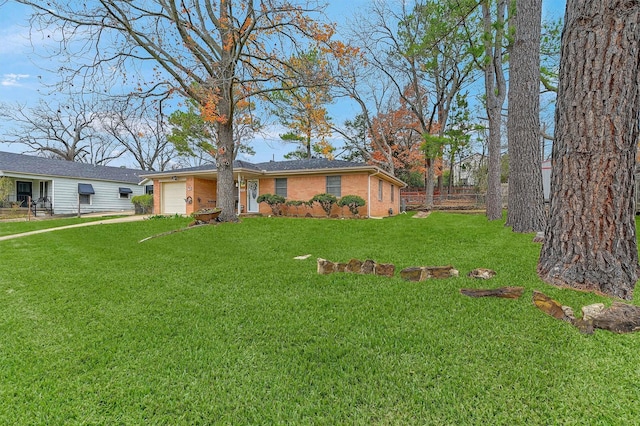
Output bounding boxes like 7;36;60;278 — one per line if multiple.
460;286;524;299
139;224;210;243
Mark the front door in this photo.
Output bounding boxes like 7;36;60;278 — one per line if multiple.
247;180;259;212
16;181;32;206
39;181;50;200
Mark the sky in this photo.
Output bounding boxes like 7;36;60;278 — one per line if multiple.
0;0;566;168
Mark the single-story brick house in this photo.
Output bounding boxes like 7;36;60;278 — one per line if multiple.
139;158;406;217
0;151;148;215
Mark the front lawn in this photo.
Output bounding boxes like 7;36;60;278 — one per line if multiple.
0;216;124;237
0;213;638;424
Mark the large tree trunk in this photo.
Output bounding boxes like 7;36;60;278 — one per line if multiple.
506;0;545;232
216;119;238;222
425;158;435;209
483;0;507;221
537;0;640;300
485;106;503;220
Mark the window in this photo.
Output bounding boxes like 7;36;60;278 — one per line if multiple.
378;179;383;201
119;187;133;199
275;178;287;197
326;176;341;197
145;185;154;195
78;183;95;205
390;183;394;202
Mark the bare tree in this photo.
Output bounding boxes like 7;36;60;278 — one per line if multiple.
337;0;478;207
506;0;545;233
0;96;123;165
18;0;337;221
538;0;640;300
101;100;176;171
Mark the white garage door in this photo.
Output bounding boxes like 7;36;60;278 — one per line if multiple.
161;181;186;215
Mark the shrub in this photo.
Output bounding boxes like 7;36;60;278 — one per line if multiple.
257;193;286;215
285;200;306;216
0;177;13;208
338;195;366;216
132;194;154;214
310;193;338;216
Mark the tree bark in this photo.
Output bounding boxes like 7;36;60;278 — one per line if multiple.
482;0;508;221
216;119;238;223
537;0;640;300
506;0;545;233
425;158;435;208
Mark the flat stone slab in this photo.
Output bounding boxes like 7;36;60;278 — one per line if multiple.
533;291;640;334
317;258;395;277
467;268;496;279
400;265;458;281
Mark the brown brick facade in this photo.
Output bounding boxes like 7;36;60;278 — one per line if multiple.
150;165;404;218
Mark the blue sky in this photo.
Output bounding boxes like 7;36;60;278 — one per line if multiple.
0;1;566;167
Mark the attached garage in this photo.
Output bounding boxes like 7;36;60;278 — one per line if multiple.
161;181;186;214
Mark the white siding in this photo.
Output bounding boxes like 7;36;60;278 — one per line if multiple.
51;177;145;214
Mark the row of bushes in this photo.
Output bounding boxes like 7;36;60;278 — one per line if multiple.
257;193;366;217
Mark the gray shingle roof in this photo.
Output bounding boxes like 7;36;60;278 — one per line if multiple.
138;157;388;180
254;158;368;172
0;151;145;184
139;159;261;177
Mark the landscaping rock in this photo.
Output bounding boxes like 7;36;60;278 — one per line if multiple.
375;263;395;277
589;302;640;334
346;258;363;272
531;292;640;335
467;268;496;279
582;303;606;321
317;258;336;274
572;318;595;335
561;305;576;322
460;286;524;299
361;259;375;274
317;258;395;277
532;291;574;323
400;265;459;281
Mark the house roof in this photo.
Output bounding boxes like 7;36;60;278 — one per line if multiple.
253;158;368;172
140;158;405;186
0;151;145;184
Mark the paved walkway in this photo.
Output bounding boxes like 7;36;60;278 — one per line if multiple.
0;215;151;242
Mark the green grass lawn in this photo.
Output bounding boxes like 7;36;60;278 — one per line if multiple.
0;216;123;237
1;213;638;424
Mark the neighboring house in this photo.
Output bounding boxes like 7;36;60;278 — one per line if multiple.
0;151;148;215
452;153;486;186
140;158;406;217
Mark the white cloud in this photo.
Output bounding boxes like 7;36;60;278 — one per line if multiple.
1;73;30;87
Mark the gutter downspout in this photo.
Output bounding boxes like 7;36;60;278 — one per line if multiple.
237;174;242;216
368;169;380;218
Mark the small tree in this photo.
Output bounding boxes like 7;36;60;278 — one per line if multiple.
338;195;366;217
0;177;13;207
256;194;286;216
310;193;338;217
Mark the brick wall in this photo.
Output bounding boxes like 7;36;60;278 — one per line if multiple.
256;173;400;217
193;178;217;211
154;172;402;218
